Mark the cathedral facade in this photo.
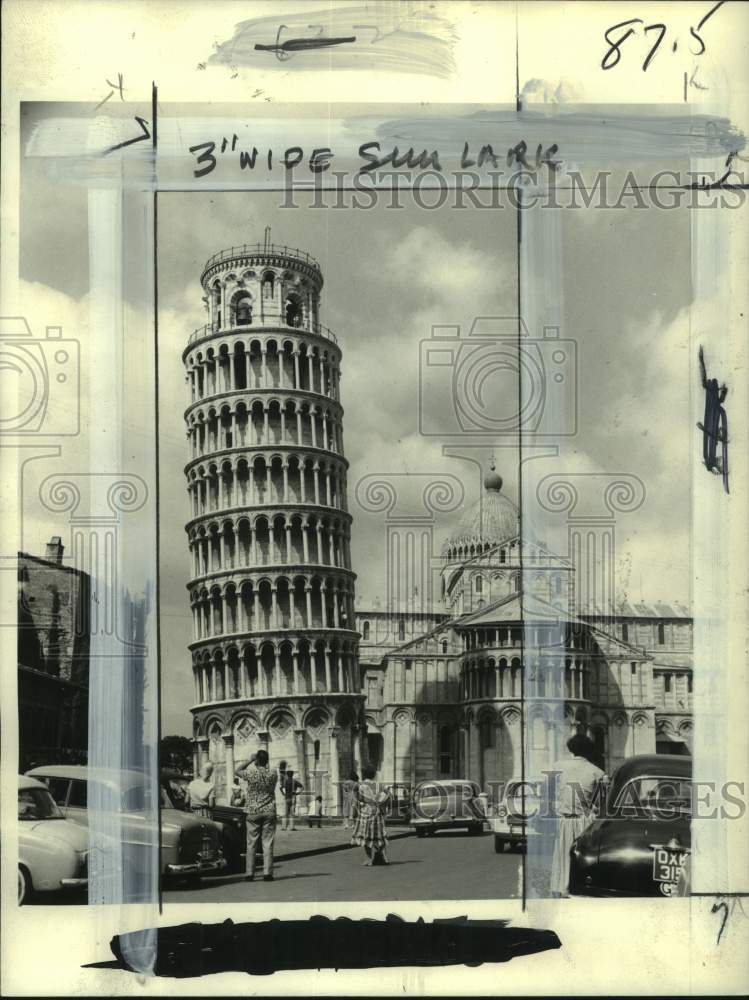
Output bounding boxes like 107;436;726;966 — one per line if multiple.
356;466;693;790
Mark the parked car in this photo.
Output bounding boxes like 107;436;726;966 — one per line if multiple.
27;764;226;882
382;783;413;823
490;778;543;853
161;769;247;874
18;775;89;904
569;754;691;897
409;779;486;837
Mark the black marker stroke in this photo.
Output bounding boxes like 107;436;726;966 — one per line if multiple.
89;915;561;978
697;346;729;493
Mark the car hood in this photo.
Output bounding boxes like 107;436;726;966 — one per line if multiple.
161;807;218;835
21;818;88;852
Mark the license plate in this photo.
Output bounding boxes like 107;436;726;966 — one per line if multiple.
652;846;689;883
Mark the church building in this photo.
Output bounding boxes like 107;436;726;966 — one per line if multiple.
356;465;693;790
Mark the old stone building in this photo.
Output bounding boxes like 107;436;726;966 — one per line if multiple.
184;238;364;808
356;466;693;788
17;537;90;769
182;236;692;805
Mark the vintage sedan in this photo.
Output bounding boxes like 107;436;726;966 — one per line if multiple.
27;764;226;882
569;754;691;897
161;769;247;874
409;779;486;837
491;779;543;853
18;775;89;904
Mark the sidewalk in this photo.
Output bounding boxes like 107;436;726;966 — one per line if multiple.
273;822;413;863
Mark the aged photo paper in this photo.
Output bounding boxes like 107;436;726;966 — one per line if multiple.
1;0;748;995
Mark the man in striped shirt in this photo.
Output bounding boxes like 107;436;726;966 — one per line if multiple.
235;749;278;882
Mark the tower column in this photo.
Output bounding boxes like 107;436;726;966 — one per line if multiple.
328;727;340;816
324;645;332;691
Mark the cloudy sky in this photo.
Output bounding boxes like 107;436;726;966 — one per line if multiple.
18;106;693;736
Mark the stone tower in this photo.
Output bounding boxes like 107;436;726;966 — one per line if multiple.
183;236;364;810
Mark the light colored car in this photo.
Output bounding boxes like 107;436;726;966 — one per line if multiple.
27;764;226;880
18;775;89;904
490;778;542;853
409;779;486;837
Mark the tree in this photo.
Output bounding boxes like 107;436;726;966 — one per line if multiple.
160;734;193;775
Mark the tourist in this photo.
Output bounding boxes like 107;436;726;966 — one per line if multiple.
350;763;390;866
307;795;324;829
280;768;304;830
235;749;278;882
343;769;360;829
186;762;215;818
549;733;607;897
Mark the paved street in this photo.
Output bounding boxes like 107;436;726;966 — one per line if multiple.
164;828;522;903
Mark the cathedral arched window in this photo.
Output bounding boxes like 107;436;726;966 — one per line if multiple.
657;623;665;645
500;548;506;564
438;726;452;775
441;640;448;654
262;272;275;299
622;623;629;643
398;618;405;641
362;620;370;640
475;576;483;594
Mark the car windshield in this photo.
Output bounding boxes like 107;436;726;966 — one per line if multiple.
614;776;692;815
121;784;153;812
18;787;64;820
504;781;541;801
161;779;189;810
416;782;477;799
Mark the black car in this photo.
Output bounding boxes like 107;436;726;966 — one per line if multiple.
161;771;247;875
569;753;691;897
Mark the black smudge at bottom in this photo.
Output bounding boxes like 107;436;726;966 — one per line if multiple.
97;915;561;977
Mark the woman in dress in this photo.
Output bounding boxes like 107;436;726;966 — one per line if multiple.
350;763;389;866
550;733;607;897
186;761;215;818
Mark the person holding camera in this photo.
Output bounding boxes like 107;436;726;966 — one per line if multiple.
235;750;278;882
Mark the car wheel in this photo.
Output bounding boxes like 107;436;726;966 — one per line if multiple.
468;823;483;836
494;836;505;854
426;828;437;837
18;866;32;905
415;828;426;838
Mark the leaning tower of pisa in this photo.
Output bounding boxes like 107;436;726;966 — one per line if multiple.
182;234;364;810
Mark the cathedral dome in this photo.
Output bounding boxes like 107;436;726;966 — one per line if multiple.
443;467;518;556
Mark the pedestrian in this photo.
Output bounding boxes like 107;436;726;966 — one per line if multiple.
186;762;215;818
343;769;359;829
280;768;304;830
307;795;324;829
350;763;390;866
549;733;607;897
235;749;278;882
230;776;246;808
